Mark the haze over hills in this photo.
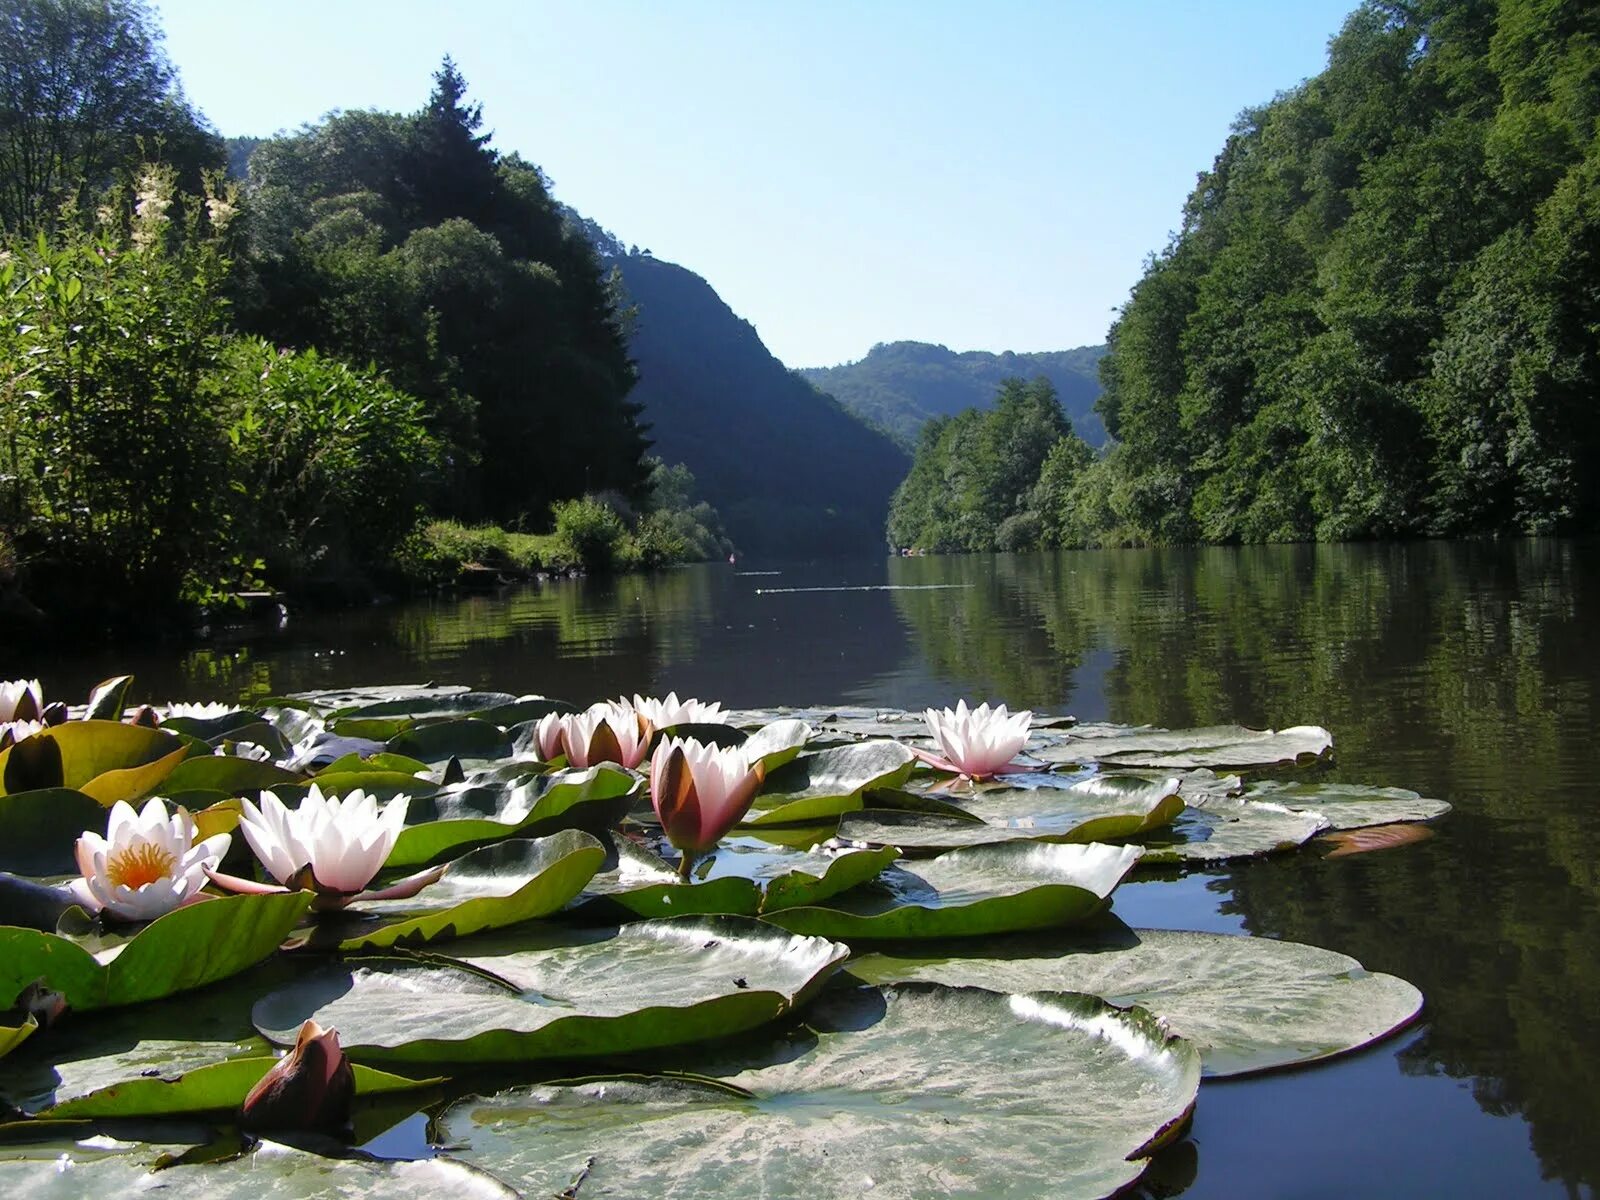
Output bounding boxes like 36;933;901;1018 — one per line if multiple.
576;221;909;554
800;342;1107;450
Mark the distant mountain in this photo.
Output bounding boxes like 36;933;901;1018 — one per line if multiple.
800;341;1107;450
573;222;908;554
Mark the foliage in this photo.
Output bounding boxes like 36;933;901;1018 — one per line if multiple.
887;378;1079;551
0;0;221;234
209;339;442;582
237;59;649;526
1087;0;1600;542
0;168;238;615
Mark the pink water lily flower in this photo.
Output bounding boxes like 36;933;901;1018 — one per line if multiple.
650;736;766;877
68;798;231;922
531;711;566;760
557;701;649;769
918;700;1034;780
0;679;42;724
210;785;441;910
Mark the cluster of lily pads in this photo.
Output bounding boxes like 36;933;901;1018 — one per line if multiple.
0;676;1450;1197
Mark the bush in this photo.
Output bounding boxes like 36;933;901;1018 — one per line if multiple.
0;168;237;615
209;338;441;583
548;497;630;572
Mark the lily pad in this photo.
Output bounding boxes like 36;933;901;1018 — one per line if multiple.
160;756;305;796
386;766;639;869
440;982;1200;1200
573;839;899;922
838;774;1184;853
332;691;519;720
386;719;511;763
0;892;313;1012
1133;794;1329;864
849;923;1424;1077
763;841;1140;940
43;1057;438;1118
1039;723;1333;770
252;916;849;1065
335;830;607;951
0;1140;517;1198
0;788;109;875
0;722;190;797
746;741;916;826
1244;780;1452;830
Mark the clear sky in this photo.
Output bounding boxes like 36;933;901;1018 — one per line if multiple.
153;0;1357;368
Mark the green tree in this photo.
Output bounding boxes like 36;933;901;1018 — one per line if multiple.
0;0;220;233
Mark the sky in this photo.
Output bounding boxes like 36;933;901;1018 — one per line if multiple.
153;0;1358;368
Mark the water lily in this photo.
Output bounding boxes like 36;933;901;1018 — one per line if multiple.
629;691;725;731
161;701;240;720
556;701;649;769
240;1018;355;1133
68;798;231;922
0;679;42;724
919;700;1034;780
650;736;766;877
212;785;441;910
0;718;42;749
532;711;566;760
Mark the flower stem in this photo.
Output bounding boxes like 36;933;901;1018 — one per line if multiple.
677;851;696;881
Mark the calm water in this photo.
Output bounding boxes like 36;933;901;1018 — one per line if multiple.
15;540;1600;1198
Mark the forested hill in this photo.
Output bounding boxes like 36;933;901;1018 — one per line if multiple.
1094;0;1600;543
799;342;1106;450
601;247;909;554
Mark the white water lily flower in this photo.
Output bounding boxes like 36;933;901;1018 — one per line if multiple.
69;799;231;922
0;719;43;748
161;701;240;720
0;679;42;723
629;691;725;731
239;785;409;896
922;700;1033;780
532;711;566;760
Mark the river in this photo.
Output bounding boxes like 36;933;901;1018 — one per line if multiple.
15;538;1599;1198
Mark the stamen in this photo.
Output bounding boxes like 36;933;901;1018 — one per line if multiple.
106;842;176;890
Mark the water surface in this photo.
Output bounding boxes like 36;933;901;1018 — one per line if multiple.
18;540;1599;1197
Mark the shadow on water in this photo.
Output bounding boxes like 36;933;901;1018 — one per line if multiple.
17;539;1600;1196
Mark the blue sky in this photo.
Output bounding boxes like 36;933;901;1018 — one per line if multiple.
155;0;1357;367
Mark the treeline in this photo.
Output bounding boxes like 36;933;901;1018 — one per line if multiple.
1096;0;1600;543
0;0;726;632
894;0;1600;553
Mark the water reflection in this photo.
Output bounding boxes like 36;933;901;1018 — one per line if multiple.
15;540;1599;1194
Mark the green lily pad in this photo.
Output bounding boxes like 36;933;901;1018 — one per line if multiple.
1132;794;1329;864
160;756;305;796
335;830;607;951
386;719;511;763
159;710;259;742
1039;723;1334;770
474;697;578;726
43;1057;438;1118
0;722;189;797
838;774;1184;852
849;923;1424;1077
573;840;763;921
0;892;312;1012
573;839;899;922
1243;781;1452;830
741;718;811;771
441;982;1200;1200
0;1015;35;1060
333;691;519;720
746;741;916;826
0;1140;518;1198
316;751;430;777
387;766;639;869
252;916;849;1066
763;841;1141;940
0;788;109;875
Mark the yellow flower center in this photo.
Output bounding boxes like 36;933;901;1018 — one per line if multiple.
106;842;177;890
